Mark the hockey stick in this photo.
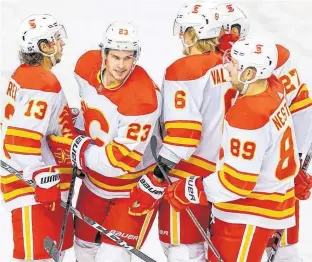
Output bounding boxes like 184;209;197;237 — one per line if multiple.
150;136;224;262
266;140;312;262
44;167;78;261
0;160;156;262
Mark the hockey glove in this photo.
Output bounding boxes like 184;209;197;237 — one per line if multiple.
32;167;61;211
47;135;92;171
164;176;208;212
128;172;168;216
218;33;240;54
294;168;312;200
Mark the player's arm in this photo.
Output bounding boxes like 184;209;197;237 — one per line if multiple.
84;107;160;177
158;74;207;165
4;86;61;209
49;96;161;177
165;110;270;211
275;46;312;153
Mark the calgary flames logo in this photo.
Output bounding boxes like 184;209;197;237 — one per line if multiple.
81;100;109;147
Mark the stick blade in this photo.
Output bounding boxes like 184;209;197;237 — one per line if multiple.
44;236;59;262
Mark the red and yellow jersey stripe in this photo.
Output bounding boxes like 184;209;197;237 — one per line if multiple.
218;164;258;197
289;83;312;114
1;167;73;203
214;187;295;220
169;155;216;180
86;164;156;192
163;120;202;148
106;140;143;172
4;127;43;156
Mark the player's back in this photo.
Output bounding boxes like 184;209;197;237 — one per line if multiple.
213;75;299;229
273;44;312;153
160;52;234;180
1;65;74;211
73;50;161;199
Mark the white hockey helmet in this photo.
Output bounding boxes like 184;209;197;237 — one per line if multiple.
101;21;141;59
217;3;250;39
224;38;277;93
173;1;222;41
17;14;66;53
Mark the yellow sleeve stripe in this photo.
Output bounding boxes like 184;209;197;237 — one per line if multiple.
3;187;35;201
5;145;41;154
106;145;135;172
165;122;202;131
219;169;252;197
169;169;194;179
164;136;200;146
0;175;20;185
111;141;142;162
289;97;312;113
118;165;156;180
6;128;43;140
88;174;137;190
188;157;216;172
222;165;258;182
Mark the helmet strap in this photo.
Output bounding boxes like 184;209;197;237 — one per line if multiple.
40;37;58;66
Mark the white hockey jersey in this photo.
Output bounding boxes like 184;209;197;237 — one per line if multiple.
204;75;299;229
274;44;312;153
159;52;234;180
73;50;161;199
1;64;76;211
159;44;312;183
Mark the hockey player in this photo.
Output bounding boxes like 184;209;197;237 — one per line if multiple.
1;14;74;261
46;21;162;262
128;2;233;262
165;38;300;262
216;3;312;261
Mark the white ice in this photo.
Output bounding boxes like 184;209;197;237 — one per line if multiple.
1;0;312;261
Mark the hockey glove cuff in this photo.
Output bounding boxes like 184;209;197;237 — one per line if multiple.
128;172;168;216
32;166;61;211
48;135;92;171
164;176;208;212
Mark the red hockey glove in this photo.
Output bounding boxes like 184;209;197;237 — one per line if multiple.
33;167;61;211
128;172;168;216
164;176;208;212
218;33;240;54
47;135;92;171
294;168;312;200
